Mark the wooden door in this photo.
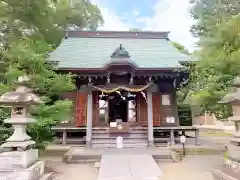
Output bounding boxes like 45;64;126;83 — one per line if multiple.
137;93;148;126
75;92;87;127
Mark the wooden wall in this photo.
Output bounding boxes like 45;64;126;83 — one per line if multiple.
136;91;179;127
62;90;179;127
75;92;87;126
160;91;179;126
62;91;87;126
62;91;99;127
152;93;161;126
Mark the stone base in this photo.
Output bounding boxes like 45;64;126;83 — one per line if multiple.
230;138;240;146
85;141;92;148
233;132;240;138
212;169;239;180
0;161;45;180
212;151;240;180
148;140;154;148
0;149;38;171
228;151;240;165
1;140;35;152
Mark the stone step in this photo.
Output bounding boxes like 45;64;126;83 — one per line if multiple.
92;143;148;148
92;139;148;144
92;130;148;134
67;154;174;164
63;154;101;163
212;168;240;180
63;147;174;164
230;138;240;146
92;127;147;130
92;134;148;139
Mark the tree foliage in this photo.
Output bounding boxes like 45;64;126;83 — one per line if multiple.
0;0;103;145
188;11;240;118
176;0;240;118
0;0;103;46
190;0;240;38
171;41;190;55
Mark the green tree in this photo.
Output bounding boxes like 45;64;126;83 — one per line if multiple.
171;41;190;55
188;14;240;119
1;38;75;146
187;0;240;118
0;0;103;146
190;0;240;38
0;0;103;46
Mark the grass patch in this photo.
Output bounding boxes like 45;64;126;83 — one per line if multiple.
200;130;232;137
173;147;222;155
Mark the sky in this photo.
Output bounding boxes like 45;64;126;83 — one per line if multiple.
91;0;198;51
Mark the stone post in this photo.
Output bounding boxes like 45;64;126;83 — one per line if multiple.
170;129;175;145
147;91;154;147
62;129;67;145
221;76;240;146
0;76;51;180
195;129;201;146
86;91;93;147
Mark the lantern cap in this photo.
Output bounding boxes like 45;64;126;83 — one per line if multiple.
0;92;41;105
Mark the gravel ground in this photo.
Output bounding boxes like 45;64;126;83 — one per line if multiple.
159;155;222;180
46;161;98;180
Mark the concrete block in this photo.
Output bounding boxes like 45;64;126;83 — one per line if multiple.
0;161;44;180
0;149;38;171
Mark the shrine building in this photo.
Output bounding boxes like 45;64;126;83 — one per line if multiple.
49;30;192;147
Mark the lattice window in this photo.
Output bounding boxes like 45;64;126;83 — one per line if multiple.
128;100;136;122
98;94;108;123
162;94;171;105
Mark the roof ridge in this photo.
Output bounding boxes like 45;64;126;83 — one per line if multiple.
65;30;169;39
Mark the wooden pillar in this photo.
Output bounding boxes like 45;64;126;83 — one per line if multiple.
147;91;154;147
86;91;93;147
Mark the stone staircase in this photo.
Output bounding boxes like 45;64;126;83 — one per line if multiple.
63;147;176;164
91;127;148;148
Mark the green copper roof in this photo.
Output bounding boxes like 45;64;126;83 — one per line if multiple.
49;35;189;69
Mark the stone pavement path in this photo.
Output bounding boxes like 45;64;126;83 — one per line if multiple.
97;154;162;180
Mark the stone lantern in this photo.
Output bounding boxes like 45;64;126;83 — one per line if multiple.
0;76;50;180
221;76;240;145
212;77;240;180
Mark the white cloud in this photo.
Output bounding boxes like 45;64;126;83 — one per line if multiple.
123;12;129;16
91;0;131;31
136;17;150;23
139;0;197;51
132;10;140;16
98;9;129;31
91;0;197;50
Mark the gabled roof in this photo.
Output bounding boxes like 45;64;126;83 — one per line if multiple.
49;31;190;70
